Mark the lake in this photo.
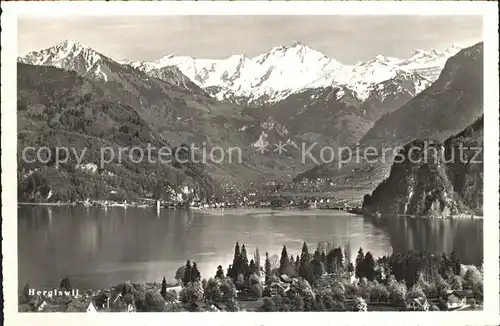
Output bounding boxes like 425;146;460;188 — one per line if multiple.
18;206;483;290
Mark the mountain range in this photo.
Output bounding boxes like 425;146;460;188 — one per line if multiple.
18;40;462;154
17;40;483;213
123;41;461;104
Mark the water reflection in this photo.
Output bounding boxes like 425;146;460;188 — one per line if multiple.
18;207;482;290
364;214;483;264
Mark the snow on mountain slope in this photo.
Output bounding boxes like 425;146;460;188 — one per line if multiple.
125;42;460;104
395;46;462;81
19;40;461;105
19;40;113;81
18;40;203;94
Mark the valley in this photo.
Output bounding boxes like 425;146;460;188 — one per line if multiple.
17;40;483;218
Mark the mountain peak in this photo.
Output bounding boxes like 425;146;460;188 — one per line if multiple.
54;39;95;53
291;41;306;48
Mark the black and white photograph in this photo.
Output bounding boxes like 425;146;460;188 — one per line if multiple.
1;1;499;325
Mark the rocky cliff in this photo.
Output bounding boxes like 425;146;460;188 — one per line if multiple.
362;116;483;218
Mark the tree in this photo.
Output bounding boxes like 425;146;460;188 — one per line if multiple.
160;276;167;299
315;294;326;311
235;273;245;290
438;253;453;280
289;294;304;311
450;275;463;291
355;248;365;280
463;266;482;288
19;283;31;304
407;283;426;299
240;245;249;277
254;248;261;273
215;265;225;279
326;250;336;274
123;293;135;305
363;252;376;281
249;259;256;275
320;251;327;264
60;277;72;291
220;278;237;301
118;281;134;296
309;254;324;285
265;252;272;284
143;290;166;312
387;276;407;305
347;262;355;273
335;247;344;270
450;251;461;276
182;260;193;285
231;242;241;280
262;297;278;312
204;278;222;301
248;274;263;298
299;242;311;280
344;241;352;269
226;298;240;312
192;262;201;282
179;281;203;309
279;245;290;275
295;254;300;273
370;281;389;303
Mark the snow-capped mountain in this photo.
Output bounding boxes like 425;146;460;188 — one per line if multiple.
395;46;462;81
19;40;460;105
19;40;115;81
18;40;203;94
125;42;460;104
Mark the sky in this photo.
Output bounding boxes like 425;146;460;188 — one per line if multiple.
18;16;483;64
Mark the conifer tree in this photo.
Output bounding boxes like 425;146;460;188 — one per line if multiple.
249;259;256;275
215;265;225;279
265;252;272;284
60;277;72;291
279;245;290;275
326;249;335;274
161;276;167;298
364;252;376;281
240;244;249;277
299;242;311;280
344;241;352;268
183;260;193;285
355;248;365;280
254;248;261;273
230;242;241;280
336;247;344;271
192;262;201;282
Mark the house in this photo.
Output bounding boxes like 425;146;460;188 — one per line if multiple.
269;282;290;295
406;297;430;311
94;291;111;309
36;300;48;312
166;285;183;296
86;301;98;313
127;304;136;312
352;297;368;312
205;302;221;312
279;274;293;283
442;290;466;310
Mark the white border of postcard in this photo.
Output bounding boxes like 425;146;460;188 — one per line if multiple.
2;1;499;326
